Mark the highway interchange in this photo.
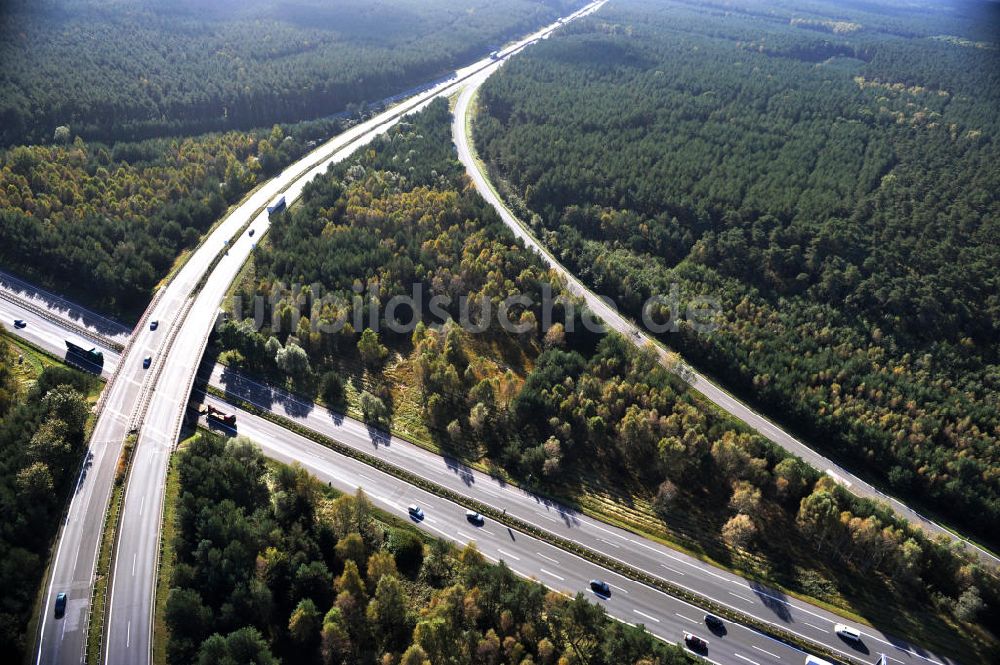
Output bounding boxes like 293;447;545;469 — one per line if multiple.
0;2;979;664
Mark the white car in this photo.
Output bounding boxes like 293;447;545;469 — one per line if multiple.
465;510;485;525
407;504;424;520
834;623;862;642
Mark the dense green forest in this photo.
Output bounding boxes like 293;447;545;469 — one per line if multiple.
165;433;688;665
0;119;338;319
219;100;998;660
0;0;584;147
473;0;1000;549
0;333;98;659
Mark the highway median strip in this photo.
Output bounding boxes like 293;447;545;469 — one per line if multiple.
86;433;137;665
206;384;861;665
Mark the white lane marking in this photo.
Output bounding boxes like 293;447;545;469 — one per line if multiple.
734;654;760;665
607;582;630;594
425;523;461;544
661;564;685;576
675;613;698;624
131;554;136;576
802;621;828;632
540;568;564;581
126;620;131;649
729;591;753;603
600;538;621;549
357;472;374;482
138;497;144;516
587;521;630;541
496;548;520;561
537;512;559;522
632;609;660;623
537;552;559;564
752;645;780;659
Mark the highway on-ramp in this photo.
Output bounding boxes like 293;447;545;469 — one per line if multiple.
450;59;998;570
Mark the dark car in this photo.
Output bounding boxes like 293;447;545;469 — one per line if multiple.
249;228;255;237
55;592;67;618
466;510;485;526
13;319;26;329
407;504;424;520
150;320;158;331
683;632;708;652
705;614;724;630
143;356;152;369
589;579;611;597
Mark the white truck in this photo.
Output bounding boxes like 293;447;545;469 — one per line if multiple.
804;656;834;665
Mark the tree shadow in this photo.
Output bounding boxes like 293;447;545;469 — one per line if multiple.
367;423;390;447
444;455;476;487
216;363;317;421
749;580;792;622
0;269;133;339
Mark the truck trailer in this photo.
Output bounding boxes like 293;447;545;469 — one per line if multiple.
65;340;104;367
206;404;237;427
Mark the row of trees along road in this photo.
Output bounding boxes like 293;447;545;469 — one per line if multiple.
165;433;690;665
473;0;1000;552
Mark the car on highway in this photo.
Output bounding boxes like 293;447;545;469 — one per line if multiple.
150;320;158;331
143;356;152;369
465;510;484;525
13;319;26;329
589;579;610;596
834;623;862;642
683;632;708;652
407;504;424;520
704;614;724;631
54;592;67;618
249;228;255;237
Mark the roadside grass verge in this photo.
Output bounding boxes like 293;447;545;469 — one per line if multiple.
152;436;192;665
4;333;59;391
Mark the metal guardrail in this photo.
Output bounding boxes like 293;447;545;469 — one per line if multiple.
82;443;131;665
0;287;124;353
128;297;194;433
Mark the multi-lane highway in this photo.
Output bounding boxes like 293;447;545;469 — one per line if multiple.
1;2;977;663
449;63;998;570
223;406;822;665
99;5;612;665
6;269;953;665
